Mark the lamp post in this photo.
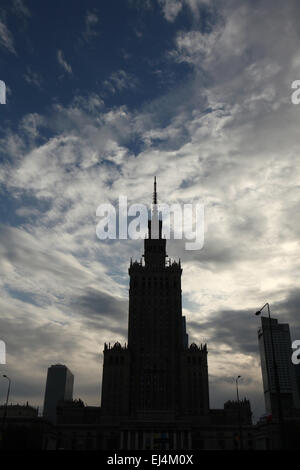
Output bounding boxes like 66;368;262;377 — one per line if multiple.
1;375;11;448
255;303;285;449
236;375;241;402
235;375;243;450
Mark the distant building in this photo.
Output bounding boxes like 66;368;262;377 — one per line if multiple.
223;399;252;425
258;317;300;417
43;364;74;423
0;403;38;419
0;403;49;450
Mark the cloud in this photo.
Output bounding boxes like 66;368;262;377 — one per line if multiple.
19;113;45;140
12;0;31;18
158;0;183;22
272;289;300;338
24;66;42;88
83;9;99;41
103;70;139;95
0;18;16;54
57;49;72;74
158;0;213;22
70;287;128;335
189;308;258;356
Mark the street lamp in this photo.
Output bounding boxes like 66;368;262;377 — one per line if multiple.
236;375;241;402
255;303;285;449
1;375;11;447
235;375;243;450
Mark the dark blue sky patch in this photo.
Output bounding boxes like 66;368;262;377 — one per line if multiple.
6;286;48;307
0;188;51;226
0;0;217;129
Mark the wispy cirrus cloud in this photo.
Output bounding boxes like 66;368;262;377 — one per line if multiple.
0;18;16;54
103;70;139;95
24;66;42;88
83;9;99;41
158;0;183;22
12;0;31;19
158;0;213;22
57;49;72;74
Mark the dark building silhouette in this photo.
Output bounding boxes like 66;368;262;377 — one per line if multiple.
43;364;74;424
101;179;209;420
0;404;50;450
0;403;38;419
258;317;300;417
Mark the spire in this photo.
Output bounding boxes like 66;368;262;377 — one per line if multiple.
153;176;157;205
145;176;166;265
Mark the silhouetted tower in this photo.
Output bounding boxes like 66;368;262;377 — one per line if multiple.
258;317;300;416
101;178;209;418
43;364;74;423
128;178;183;414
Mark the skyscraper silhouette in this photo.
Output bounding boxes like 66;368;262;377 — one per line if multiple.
101;179;210;446
43;364;74;424
258;317;300;416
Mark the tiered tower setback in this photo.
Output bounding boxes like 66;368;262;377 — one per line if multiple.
101;179;209;419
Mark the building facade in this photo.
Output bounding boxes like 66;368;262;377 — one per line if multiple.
258;317;300;417
101;179;209;422
43;364;74;423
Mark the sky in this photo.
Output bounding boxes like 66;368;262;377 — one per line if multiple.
0;0;300;421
